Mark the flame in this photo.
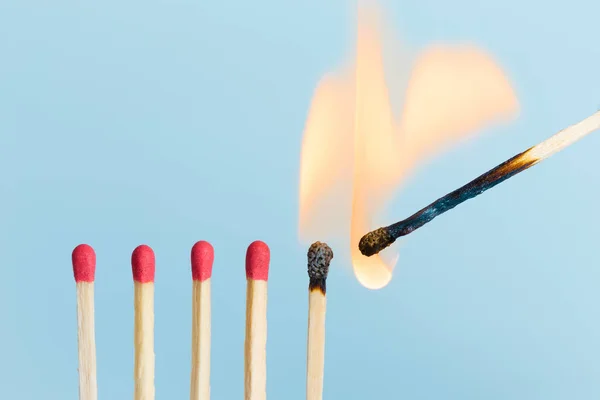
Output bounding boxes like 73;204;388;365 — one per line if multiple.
299;3;519;289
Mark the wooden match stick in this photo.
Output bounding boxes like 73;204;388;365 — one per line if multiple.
72;244;98;400
132;245;156;400
244;241;270;400
190;241;214;400
306;242;333;400
359;110;600;256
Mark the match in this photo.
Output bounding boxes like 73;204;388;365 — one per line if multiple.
70;240;341;398
190;241;214;400
359;110;600;256
132;245;156;400
72;244;98;400
306;242;333;400
244;241;270;400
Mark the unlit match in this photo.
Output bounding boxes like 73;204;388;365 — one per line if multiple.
72;244;98;400
306;242;333;400
359;110;600;256
190;241;214;400
244;241;270;400
132;245;156;400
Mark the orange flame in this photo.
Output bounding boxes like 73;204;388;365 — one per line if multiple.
299;4;519;289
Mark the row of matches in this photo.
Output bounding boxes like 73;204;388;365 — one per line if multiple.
72;240;333;400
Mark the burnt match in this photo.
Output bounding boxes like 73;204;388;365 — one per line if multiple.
306;242;333;400
359;110;600;256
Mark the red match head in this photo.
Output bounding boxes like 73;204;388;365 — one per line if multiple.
245;240;270;281
72;244;96;282
191;241;214;281
132;245;155;283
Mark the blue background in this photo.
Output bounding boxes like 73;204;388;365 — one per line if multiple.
1;0;599;398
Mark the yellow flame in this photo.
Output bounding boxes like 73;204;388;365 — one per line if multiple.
299;3;519;289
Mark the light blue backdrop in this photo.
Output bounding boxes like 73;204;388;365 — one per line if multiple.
1;0;599;399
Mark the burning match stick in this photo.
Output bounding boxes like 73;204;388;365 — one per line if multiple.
306;242;333;400
244;241;270;400
132;245;156;400
359;110;600;256
72;244;98;400
190;241;214;400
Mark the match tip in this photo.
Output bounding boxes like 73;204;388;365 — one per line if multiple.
191;241;214;281
72;244;96;282
358;228;395;257
307;241;333;281
131;245;155;283
246;240;270;281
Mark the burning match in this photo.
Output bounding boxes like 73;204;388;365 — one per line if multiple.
306;242;333;400
359;110;600;257
298;3;521;289
190;241;214;400
72;244;98;400
132;245;156;400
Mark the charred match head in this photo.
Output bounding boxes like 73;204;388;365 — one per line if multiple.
358;227;395;257
307;241;333;294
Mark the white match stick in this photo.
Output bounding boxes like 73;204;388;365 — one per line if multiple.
72;244;98;400
526;110;600;160
244;241;271;400
132;245;156;400
306;242;333;400
190;241;214;400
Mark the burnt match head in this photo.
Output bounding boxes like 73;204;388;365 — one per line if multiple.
358;227;395;257
307;241;333;294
